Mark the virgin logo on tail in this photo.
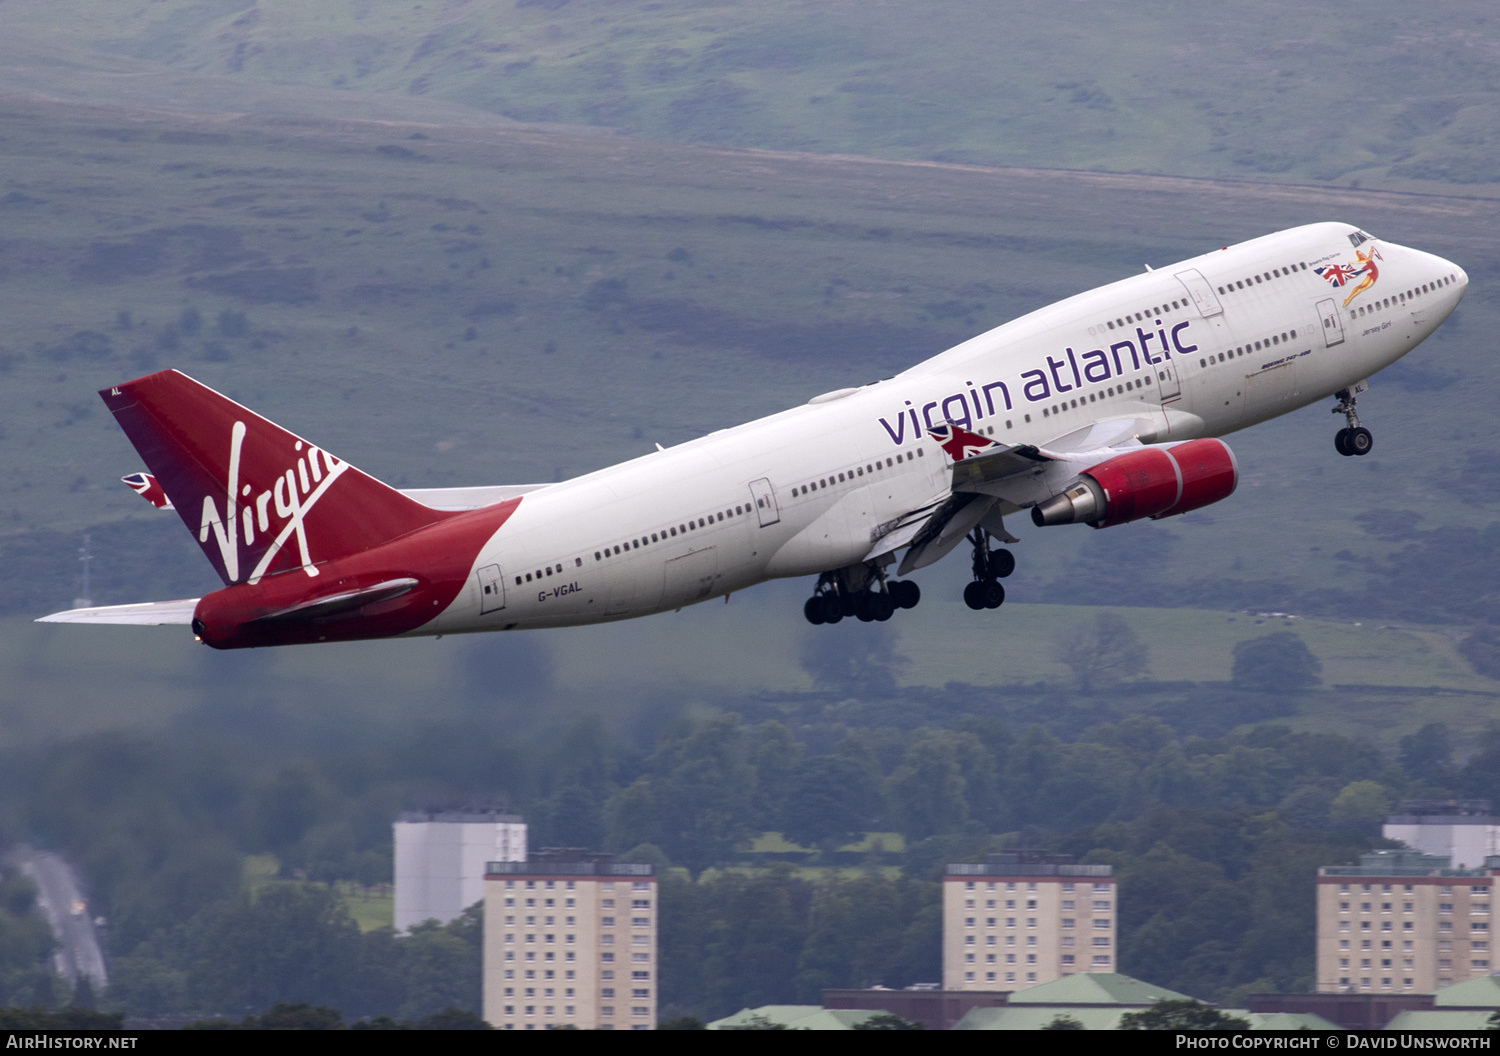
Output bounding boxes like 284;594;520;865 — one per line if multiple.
198;421;350;584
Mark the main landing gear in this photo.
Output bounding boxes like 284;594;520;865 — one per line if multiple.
803;568;920;625
963;529;1013;611
1332;388;1373;457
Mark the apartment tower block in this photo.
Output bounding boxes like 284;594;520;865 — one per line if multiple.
943;854;1117;991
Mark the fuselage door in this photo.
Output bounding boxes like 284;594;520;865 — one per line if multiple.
749;478;780;527
1174;269;1224;318
476;564;506;614
1317;298;1346;347
1156;357;1182;401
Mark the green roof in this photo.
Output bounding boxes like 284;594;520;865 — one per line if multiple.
1386;1010;1497;1030
706;1005;896;1030
1239;1012;1341;1030
954;1007;1338;1031
953;1007;1128;1030
1434;975;1500;1008
1008;972;1193;1006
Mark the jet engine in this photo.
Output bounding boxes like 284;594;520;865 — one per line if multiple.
1030;438;1239;528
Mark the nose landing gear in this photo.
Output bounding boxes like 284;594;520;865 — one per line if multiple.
963;529;1012;611
1332;388;1373;457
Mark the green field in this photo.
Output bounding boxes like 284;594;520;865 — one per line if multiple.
7;597;1497;755
2;2;1499;194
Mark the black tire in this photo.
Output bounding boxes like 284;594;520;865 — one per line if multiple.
855;593;876;621
892;580;921;609
839;593;859;618
819;595;843;624
963;581;987;610
873;592;895;621
804;597;825;625
1348;427;1373;456
983;581;1005;609
988;549;1016;579
1334;428;1352;456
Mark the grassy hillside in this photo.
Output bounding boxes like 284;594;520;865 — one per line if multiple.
2;1;1499;194
0;92;1496;624
6;597;1497;755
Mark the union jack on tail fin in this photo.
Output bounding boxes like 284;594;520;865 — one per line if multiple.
101;371;447;586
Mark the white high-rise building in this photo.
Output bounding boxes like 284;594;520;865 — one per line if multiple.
394;810;526;932
1384;802;1500;869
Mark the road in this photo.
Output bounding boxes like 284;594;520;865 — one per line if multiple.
9;845;108;992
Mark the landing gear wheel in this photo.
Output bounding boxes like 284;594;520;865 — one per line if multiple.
804;597;826;625
872;592;895;621
988;549;1016;579
1332;388;1371;458
819;595;844;624
891;580;921;610
963;581;987;610
983;581;1005;609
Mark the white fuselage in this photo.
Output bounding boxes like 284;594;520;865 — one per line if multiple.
426;223;1467;633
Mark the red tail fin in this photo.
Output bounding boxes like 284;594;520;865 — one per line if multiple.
100;370;447;586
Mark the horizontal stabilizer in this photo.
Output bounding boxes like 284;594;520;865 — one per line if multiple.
36;599;199;625
122;476;550;513
398;485;550;510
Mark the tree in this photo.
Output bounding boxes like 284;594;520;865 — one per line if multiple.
1329;780;1394;834
1399;723;1453;779
852;1012;922;1029
780;754;881;852
1041;1013;1085;1029
1460;626;1500;679
1053;613;1149;693
798;621;907;697
1231;632;1321;693
1118;999;1250;1030
888;735;969;842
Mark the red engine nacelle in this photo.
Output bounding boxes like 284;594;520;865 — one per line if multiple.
1030;438;1239;528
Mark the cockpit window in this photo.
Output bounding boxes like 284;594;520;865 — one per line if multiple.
1348;230;1375;247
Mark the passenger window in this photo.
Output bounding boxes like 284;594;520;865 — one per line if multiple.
698;518;706;527
886;458;893;467
525;573;532;582
516;576;523;585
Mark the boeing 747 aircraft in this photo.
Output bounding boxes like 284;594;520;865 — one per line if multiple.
40;223;1467;648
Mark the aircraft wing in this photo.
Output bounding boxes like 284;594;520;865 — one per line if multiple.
36;599;199;625
120;474;551;513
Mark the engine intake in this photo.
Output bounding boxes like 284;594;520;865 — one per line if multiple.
1031;438;1239;528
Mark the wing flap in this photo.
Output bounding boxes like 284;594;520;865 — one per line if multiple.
36;599;199;625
